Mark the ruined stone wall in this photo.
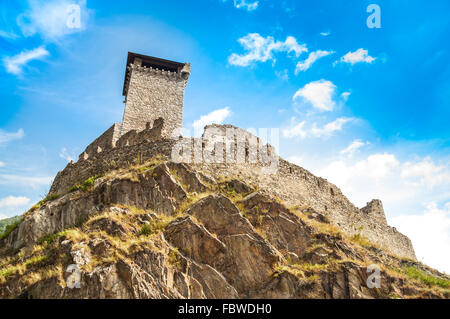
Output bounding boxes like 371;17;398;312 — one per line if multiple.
80;123;121;161
361;199;388;227
120;63;189;138
49;139;177;195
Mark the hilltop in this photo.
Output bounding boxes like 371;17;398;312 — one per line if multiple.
0;141;448;298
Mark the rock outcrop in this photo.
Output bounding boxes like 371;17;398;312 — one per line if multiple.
0;160;448;299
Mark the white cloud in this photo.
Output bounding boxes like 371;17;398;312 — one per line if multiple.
320;31;330;37
233;0;258;11
315;153;450;211
0;162;5;167
193;107;232;132
295;50;334;73
17;0;88;40
283;117;354;139
341;92;351;102
319;153;400;190
275;69;289;81
401;157;450;189
0;196;31;208
340;48;376;65
0;128;25;145
0;30;19;39
282;120;307;139
310;118;354;138
391;202;450;274
340;140;368;155
59;147;75;162
0;174;53;189
3;47;49;75
293;79;337;111
228;33;307;67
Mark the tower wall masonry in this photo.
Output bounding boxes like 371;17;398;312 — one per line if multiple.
120;63;190;138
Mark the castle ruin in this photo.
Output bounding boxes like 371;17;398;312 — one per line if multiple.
50;52;416;261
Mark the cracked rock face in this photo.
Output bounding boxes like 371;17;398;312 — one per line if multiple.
0;161;448;299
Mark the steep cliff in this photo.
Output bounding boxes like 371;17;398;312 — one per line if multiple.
0;159;448;299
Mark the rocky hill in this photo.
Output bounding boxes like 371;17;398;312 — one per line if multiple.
0;156;449;299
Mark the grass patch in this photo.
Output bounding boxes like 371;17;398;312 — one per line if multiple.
168;248;182;269
311;221;343;238
68;175;102;193
37;231;68;246
0;265;19;279
350;233;379;249
139;224;151;236
28;194;61;213
403;266;450;289
139;215;175;237
24;255;49;268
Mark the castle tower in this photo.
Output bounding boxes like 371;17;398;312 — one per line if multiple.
121;52;190;138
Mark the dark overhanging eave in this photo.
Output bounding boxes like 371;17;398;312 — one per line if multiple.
122;52;185;96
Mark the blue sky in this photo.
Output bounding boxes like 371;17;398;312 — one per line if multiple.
0;0;449;272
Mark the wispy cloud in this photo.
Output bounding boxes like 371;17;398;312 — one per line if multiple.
341;91;351;102
17;0;88;40
0;196;30;208
233;0;259;11
59;147;75;162
293;79;337;111
228;33;307;67
193;107;232;132
339;48;376;65
0;174;53;189
0;30;19;40
275;69;289;81
282;120;307;139
0;162;5;168
283;117;355;139
310;118;355;138
295;50;334;73
0;128;25;145
3;47;49;75
320;31;330;37
340;140;368;155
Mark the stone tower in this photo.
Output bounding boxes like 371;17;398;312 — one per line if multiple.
121;52;191;138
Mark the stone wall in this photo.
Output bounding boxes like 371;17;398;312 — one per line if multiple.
79;123;121;161
120;63;190;138
361;199;388;226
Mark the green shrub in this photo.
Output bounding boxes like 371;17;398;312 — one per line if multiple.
37;231;67;245
68;175;101;193
139;217;172;236
139;224;151;236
